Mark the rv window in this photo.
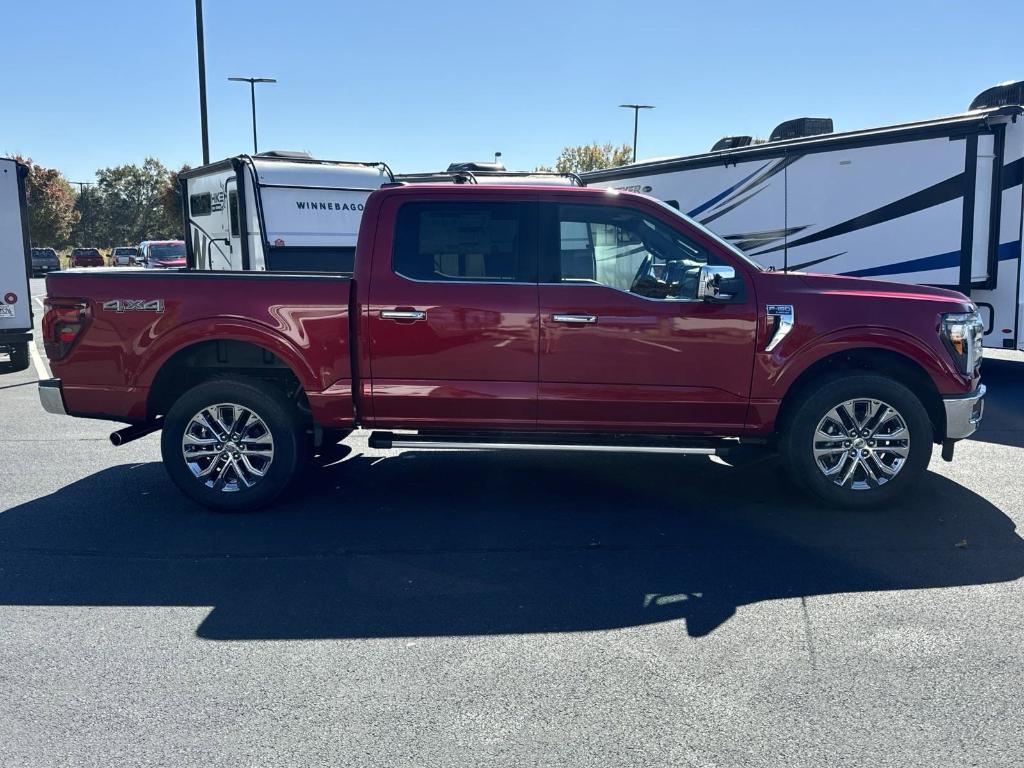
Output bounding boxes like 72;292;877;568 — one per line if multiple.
190;192;212;216
228;191;240;236
393;201;532;282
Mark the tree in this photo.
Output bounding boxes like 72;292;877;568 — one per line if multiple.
159;164;191;237
538;142;634;174
88;157;178;246
13;156;79;247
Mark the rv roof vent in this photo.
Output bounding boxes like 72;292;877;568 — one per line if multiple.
969;80;1024;110
447;161;507;173
769;117;833;142
257;150;314;160
710;136;753;152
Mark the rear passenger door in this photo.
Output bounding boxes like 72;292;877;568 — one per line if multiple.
366;193;540;429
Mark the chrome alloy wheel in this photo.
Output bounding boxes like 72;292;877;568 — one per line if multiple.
181;403;275;492
812;398;910;490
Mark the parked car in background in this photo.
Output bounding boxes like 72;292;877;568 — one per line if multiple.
139;240;185;269
30;247;60;275
111;246;139;266
70;248;104;268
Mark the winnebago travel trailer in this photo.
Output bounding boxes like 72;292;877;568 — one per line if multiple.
0;157;33;373
180;151;393;273
583;81;1024;351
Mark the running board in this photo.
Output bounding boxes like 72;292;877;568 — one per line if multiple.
367;430;732;455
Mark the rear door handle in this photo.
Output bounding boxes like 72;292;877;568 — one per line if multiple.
380;309;426;321
552;313;597;324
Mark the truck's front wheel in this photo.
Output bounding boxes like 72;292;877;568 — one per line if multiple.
161;378;304;511
781;373;933;509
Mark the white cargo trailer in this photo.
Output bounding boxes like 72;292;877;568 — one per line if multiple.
583;81;1024;351
0;157;33;373
180;151;393;273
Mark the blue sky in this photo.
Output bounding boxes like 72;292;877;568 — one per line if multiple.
4;1;1022;181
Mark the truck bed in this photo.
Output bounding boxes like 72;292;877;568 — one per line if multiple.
45;269;354;425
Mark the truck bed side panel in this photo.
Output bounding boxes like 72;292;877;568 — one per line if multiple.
45;270;353;425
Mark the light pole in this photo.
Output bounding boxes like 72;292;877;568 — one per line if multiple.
195;0;210;164
228;76;277;154
71;182;95;246
619;104;654;163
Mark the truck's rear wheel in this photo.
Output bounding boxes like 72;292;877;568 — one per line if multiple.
161;378;304;511
7;342;30;372
781;373;932;509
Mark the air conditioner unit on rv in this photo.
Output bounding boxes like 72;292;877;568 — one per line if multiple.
969;80;1024;110
710;136;753;152
769;117;833;142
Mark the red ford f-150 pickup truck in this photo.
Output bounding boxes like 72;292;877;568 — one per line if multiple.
38;183;985;510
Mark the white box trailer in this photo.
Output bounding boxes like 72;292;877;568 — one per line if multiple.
583;81;1024;351
0;157;33;373
180;156;581;273
180;151;394;273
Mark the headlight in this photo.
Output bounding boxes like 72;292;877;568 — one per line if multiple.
939;310;984;374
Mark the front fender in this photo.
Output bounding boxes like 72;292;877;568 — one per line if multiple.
754;325;968;400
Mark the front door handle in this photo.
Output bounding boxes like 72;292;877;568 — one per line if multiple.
380;309;426;321
552;313;598;324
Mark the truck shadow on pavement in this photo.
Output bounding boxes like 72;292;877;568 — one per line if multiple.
1;450;1022;640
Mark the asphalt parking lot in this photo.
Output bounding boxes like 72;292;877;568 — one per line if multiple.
2;276;1023;766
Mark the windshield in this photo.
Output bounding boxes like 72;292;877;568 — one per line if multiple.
649;197;766;271
151;243;185;259
115;248;138;255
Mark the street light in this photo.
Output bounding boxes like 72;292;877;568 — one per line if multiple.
228;76;277;154
619;104;654;163
195;0;210;164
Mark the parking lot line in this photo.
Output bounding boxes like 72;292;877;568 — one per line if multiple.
29;339;51;380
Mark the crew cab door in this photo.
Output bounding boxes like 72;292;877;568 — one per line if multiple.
537;198;757;432
365;193;540;428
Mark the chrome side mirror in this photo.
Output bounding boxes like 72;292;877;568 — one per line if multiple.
696;265;736;301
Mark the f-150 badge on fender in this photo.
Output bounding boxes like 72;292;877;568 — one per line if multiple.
102;299;165;313
765;304;794;352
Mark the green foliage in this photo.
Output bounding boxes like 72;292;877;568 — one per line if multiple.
79;157;180;246
14;156;79;248
539;142;635;174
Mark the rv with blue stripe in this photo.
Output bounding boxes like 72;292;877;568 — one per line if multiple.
583;81;1024;352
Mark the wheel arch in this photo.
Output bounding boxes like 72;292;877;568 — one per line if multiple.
776;346;946;443
145;336;313;422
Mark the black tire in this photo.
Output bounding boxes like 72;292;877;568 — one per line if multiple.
781;373;933;509
160;377;305;511
8;342;30;373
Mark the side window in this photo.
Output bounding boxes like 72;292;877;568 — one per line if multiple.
393;201;531;282
228;190;240;237
189;192;212;216
554;204;710;300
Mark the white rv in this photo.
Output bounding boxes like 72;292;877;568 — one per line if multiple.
0;157;32;373
583;81;1024;351
180;151;394;273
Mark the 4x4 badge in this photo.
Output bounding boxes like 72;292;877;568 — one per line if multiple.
102;299;164;313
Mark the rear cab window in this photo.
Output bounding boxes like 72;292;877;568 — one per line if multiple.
392;201;536;283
